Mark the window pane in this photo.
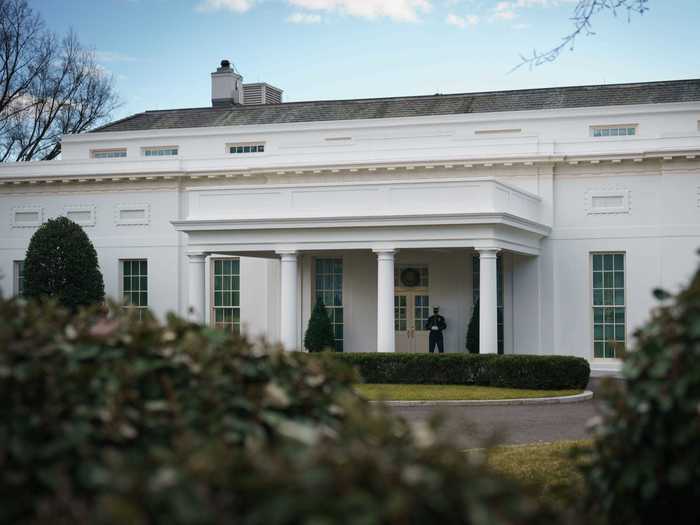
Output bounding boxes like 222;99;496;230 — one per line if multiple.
593;290;603;306
592;255;602;271
593;272;603;288
594;342;604;358
604;255;614;271
594;308;603;323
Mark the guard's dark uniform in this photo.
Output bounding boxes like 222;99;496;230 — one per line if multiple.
425;314;447;353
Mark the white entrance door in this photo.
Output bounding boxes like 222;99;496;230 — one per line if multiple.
395;293;430;353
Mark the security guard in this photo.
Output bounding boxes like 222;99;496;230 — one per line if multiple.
425;305;447;353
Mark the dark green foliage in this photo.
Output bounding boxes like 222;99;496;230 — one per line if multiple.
304;300;336;352
334;353;590;390
583;261;700;525
23;216;104;310
467;300;479;353
0;298;564;524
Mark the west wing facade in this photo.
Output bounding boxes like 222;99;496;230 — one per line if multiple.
2;77;700;375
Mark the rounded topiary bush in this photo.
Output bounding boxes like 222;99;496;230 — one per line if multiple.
23;216;104;310
0;298;565;525
583;260;700;525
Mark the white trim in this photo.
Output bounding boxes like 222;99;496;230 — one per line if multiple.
115;203;150;226
11;206;43;228
585;189;631;215
63;100;700;144
64;204;96;226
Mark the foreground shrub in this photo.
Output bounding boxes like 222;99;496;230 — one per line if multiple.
0;298;565;524
583;262;700;525
334;352;590;390
23;216;104;309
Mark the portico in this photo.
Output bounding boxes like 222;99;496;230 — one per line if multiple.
172;175;549;354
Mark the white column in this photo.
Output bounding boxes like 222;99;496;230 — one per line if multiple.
478;248;499;354
187;252;207;323
278;251;299;351
374;249;396;353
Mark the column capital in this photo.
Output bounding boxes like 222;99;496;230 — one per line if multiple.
186;252;207;262
477;248;500;259
372;248;396;258
276;250;299;261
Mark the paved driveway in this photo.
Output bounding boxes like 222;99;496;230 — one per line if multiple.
390;400;599;448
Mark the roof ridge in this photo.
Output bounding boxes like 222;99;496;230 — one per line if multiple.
135;78;700;115
90;78;700;133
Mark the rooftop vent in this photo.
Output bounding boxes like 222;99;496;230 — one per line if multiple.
211;59;283;107
242;83;283;105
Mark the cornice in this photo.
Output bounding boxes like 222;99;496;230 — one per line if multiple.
171;211;551;237
0;147;698;187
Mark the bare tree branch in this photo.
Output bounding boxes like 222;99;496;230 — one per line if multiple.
0;0;120;162
511;0;650;72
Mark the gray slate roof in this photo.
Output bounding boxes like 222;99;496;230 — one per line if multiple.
94;79;700;133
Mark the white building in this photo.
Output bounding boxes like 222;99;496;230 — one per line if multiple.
2;60;700;375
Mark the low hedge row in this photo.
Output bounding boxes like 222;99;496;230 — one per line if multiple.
331;353;590;390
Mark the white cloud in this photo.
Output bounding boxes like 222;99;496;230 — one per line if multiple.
196;0;255;13
493;1;516;20
446;12;478;28
287;0;433;22
491;0;576;21
287;12;322;23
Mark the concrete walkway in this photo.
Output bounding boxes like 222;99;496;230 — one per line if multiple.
390;399;599;448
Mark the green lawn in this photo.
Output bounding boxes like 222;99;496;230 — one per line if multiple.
355;383;582;401
485;440;591;510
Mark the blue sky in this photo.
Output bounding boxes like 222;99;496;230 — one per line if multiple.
32;0;700;120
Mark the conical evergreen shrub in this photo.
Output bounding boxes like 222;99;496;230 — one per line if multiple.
466;300;479;353
304;301;336;352
23;216;104;310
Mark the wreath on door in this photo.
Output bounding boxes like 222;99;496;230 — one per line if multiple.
400;267;421;287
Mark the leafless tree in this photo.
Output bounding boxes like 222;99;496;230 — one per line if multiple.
512;0;650;71
0;0;120;162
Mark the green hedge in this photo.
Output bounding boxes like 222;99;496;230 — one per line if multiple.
332;353;590;390
0;298;564;524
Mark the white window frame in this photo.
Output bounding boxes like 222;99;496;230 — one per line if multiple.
210;257;241;334
119;259;148;318
143;146;179;157
13;260;25;296
590;252;627;360
313;257;344;351
226;142;265;155
91;148;127;159
590;125;638;138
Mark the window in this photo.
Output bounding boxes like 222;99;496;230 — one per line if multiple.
315;258;343;351
591;125;637;137
121;259;148;319
91;148;127;159
592;253;626;358
212;258;240;333
228;143;265;154
144;146;178;157
472;254;504;354
13;261;25;296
